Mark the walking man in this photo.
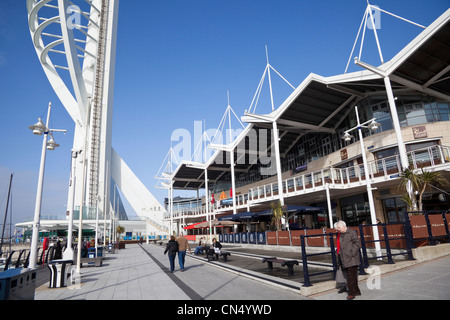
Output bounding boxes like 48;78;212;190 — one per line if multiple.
176;232;191;272
335;220;361;300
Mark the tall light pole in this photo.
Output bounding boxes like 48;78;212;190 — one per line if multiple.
28;102;67;269
63;150;81;260
343;106;382;258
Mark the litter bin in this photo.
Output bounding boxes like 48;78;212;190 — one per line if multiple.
88;248;96;258
48;260;73;288
0;268;36;300
107;243;115;254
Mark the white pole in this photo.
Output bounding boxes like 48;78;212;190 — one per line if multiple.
266;46;275;112
29;102;52;269
367;4;384;64
76;116;90;274
63;151;78;260
103;161;108;247
230;150;237;216
355;106;382;258
95;196;99;257
325;183;333;228
205;169;212;242
272;121;284;206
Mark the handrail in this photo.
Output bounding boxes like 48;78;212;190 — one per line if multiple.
300;233;337;287
358;223;415;268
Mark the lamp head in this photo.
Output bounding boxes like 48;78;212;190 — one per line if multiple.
46;135;60;150
342;132;353;142
369;120;380;131
29;118;47;136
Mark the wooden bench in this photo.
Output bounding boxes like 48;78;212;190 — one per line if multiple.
206;249;231;262
79;257;103;267
219;252;231;262
262;257;299;276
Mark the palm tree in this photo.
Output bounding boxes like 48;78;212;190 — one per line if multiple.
116;225;125;241
398;168;420;213
416;169;449;212
270;201;285;231
398;168;449;213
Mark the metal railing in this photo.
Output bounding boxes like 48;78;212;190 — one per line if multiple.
404;210;450;246
165;145;450;221
0;249;32;271
250;145;450;202
358;223;415;269
300;220;418;287
300;233;337;287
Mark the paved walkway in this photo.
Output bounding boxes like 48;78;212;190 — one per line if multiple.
35;243;305;300
34;243;450;301
313;254;450;300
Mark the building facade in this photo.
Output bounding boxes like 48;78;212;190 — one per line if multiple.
165;9;450;234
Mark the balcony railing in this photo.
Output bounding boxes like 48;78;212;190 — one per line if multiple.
249;145;450;203
166;145;450;220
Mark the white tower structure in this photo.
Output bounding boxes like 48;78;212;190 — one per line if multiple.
27;0;168;236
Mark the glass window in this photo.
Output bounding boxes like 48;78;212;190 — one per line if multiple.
340;194;371;226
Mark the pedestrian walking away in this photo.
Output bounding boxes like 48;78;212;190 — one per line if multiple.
335;220;361;300
176;233;191;271
164;235;179;272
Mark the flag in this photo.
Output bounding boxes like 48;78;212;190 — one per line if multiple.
211;193;215;204
230;188;233;197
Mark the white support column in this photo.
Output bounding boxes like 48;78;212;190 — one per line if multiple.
384;76;408;168
272;121;284;205
230;150;237;215
325;183;333;228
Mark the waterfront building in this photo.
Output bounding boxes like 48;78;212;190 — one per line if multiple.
165;9;450;235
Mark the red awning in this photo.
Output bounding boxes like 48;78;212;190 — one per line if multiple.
183;221;206;230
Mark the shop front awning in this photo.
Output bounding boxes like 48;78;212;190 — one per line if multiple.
218;212;256;221
217;205;325;222
194;219;240;228
183;221;205;230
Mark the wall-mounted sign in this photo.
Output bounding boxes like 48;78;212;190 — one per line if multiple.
340;148;348;161
413;126;427;139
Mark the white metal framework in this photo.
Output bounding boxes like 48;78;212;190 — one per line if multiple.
27;0;168;235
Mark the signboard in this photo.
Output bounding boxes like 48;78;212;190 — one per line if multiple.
248;232;256;244
267;231;277;245
277;231;291;246
305;229;325;247
257;232;266;244
429;215;446;237
290;230;303;246
412;126;427;139
340;148;348;161
410;215;428;239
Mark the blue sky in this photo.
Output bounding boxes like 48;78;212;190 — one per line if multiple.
0;0;448;225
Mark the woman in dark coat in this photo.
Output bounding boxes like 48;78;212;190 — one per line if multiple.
335;220;361;300
164;236;179;272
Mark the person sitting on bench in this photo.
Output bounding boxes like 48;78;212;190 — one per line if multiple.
194;237;206;255
212;238;222;260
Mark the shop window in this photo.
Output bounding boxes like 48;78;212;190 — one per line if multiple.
340;193;371;226
383;198;406;223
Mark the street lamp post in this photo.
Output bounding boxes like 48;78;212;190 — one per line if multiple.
343;106;382;258
28;102;67;269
